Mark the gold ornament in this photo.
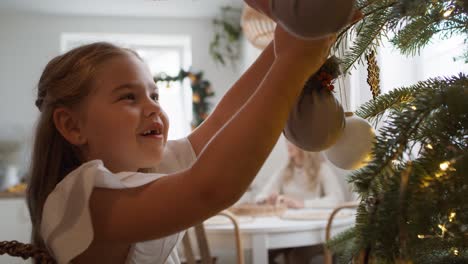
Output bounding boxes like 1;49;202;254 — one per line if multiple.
366;50;381;100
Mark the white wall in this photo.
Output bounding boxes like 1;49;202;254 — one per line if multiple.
0;12;241;174
0;11;296;202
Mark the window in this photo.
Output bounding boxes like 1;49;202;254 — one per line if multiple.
378;34;467;94
348;34;467;109
61;33;193;139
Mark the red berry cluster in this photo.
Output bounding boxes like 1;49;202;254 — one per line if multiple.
317;71;335;91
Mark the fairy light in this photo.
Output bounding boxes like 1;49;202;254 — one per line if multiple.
439;161;450;171
426;144;433;150
411;105;417;110
438;224;448;237
417;234;425;239
449;212;456;222
443;6;455;17
453;248;459;256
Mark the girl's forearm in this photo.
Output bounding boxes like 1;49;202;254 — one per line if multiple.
191;57;313;208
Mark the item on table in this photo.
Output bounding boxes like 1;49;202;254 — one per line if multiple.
281;208;354;220
229;203;287;217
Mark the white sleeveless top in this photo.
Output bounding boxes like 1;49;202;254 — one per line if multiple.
41;138;197;264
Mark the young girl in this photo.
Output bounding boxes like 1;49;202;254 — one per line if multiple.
256;140;346;209
26;3;358;264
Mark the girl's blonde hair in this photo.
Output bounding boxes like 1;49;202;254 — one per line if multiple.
281;150;325;194
26;42;139;250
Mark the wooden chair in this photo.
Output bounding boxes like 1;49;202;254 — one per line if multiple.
181;210;244;264
323;201;360;264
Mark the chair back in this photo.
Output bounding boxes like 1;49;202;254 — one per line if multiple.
324;202;360;264
181;211;244;264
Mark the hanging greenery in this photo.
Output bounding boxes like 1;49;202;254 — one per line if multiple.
154;69;215;129
209;6;243;67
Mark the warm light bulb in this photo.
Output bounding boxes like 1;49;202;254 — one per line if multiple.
438;224;448;237
439;161;450;171
417;234;425;239
426;144;433;150
449;212;456;222
443;7;455;17
421;181;430;188
411;105;417;110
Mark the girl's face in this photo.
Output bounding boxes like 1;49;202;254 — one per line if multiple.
79;52;169;172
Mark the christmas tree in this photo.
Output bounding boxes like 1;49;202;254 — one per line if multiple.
328;0;468;263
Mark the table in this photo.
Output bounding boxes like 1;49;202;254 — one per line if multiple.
204;208;356;264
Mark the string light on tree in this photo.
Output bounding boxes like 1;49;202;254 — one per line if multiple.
439;161;451;171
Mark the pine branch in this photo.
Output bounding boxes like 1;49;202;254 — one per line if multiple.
337;0;468;72
342;8;393;72
347;75;468;261
328;226;363;263
355;74;468;126
391;15;437;55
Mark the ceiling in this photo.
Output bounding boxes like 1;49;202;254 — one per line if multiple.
0;0;244;18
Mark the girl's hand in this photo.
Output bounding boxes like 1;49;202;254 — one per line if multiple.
276;195;305;209
266;192;279;205
256;192;279;205
273;10;363;73
244;0;363;68
273;25;336;73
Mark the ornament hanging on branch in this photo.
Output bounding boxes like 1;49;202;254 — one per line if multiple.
366;50;381;99
324;112;376;170
269;0;356;39
154;69;215;129
283;56;346;152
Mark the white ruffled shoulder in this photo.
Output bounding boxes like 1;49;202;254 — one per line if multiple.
41;160;167;264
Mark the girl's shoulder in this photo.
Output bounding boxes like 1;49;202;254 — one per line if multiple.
150;137;197;174
40;164;168;263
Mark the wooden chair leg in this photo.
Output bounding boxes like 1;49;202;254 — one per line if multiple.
324;202;360;264
215;210;245;264
194;224;212;264
182;233;196;264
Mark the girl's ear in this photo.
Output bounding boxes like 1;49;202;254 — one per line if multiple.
53;107;87;146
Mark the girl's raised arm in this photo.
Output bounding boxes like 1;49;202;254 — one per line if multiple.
88;26;336;244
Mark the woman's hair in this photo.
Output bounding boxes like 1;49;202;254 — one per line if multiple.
281;149;325;194
26;42;139;250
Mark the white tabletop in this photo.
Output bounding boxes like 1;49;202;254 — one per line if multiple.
204;208;356;264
